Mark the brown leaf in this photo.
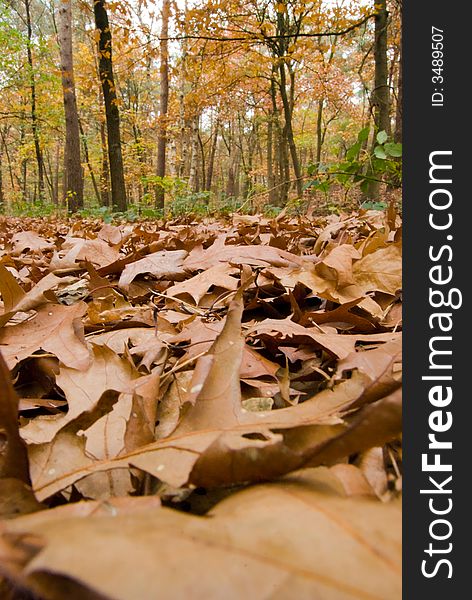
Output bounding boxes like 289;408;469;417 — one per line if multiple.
0;302;90;371
50;237;121;271
329;464;378;497
0;475;401;600
335;337;402;404
166;264;239;304
273;264;384;318
0;351;30;484
184;240;305;270
307;388;402;467
10;231;54;255
118;249;188;291
315;244;361;287
0;268;77;327
20;345;139;445
0;265;24;317
356;447;389;499
174;294;245;434
247;318;397;360
352;244;402;295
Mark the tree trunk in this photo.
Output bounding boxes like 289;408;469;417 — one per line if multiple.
58;0;84;212
188;115;200;192
373;0;390;134
155;0;170;209
93;0;127;211
205;118;219;191
0;127;15;193
266;115;276;204
367;0;390;199
53;142;60;206
99;118;110;207
316;99;324;166
24;0;44;202
394;34;402;144
79;118;101;205
226;142;240;199
278;62;303;197
177;3;189;178
269;76;288;205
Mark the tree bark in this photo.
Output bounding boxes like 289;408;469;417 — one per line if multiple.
394;34;402;144
188;115;200;192
269;76;288;205
278;61;303;197
93;0;127;211
78;118;101;205
99;118;111;207
372;0;390;134
155;0;170;208
266;115;276;204
316;99;324;166
58;0;84;212
24;0;45;202
367;0;390;199
205;117;219;191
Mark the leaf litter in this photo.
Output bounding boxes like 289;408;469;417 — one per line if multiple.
0;210;402;599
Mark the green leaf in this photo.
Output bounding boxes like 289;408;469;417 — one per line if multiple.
335;173;350;184
376;130;388;144
384;142;402;157
307;163;317;176
361;200;388;210
357;126;370;143
317;181;331;193
374;146;387;160
346;142;361;161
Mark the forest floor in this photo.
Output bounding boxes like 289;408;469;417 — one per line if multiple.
0;207;402;599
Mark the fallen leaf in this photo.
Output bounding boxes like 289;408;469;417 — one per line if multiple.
0;474;401;600
20;345;139;445
0;302;90;370
118;249;188;291
166;264;239;304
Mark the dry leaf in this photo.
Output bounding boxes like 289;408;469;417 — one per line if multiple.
0;473;401;600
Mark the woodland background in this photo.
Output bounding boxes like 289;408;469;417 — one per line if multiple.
0;0;402;217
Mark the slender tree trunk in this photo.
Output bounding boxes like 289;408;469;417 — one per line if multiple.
58;0;84;212
24;0;44;202
270;76;288;205
53;142;60;205
177;2;189;178
93;0;127;211
99;119;110;207
394;35;402;144
0;127;15;192
155;0;170;208
198;132;206;195
19;116;28;202
43;150;55;204
205;118;219;191
188;115;200;192
78;118;101;204
316;99;324;166
367;0;390;199
388;28;402;190
278;62;302;197
266;115;276;204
